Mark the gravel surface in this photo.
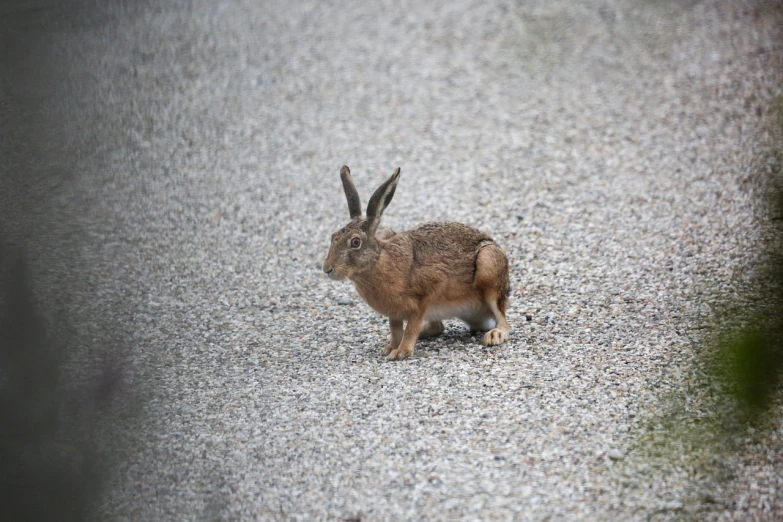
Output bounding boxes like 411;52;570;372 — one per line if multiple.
3;0;783;520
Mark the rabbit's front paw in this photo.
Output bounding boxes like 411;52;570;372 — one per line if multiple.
381;342;396;356
387;347;412;361
483;328;508;346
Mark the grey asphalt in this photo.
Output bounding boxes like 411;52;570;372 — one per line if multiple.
3;0;783;520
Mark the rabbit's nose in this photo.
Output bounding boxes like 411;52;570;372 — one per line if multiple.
323;266;334;275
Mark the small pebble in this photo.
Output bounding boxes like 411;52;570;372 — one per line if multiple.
337;297;351;305
607;449;624;461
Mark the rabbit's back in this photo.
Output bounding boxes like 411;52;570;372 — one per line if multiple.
389;222;497;290
409;221;492;264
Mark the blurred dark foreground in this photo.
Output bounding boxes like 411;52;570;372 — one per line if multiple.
1;1;143;520
0;246;123;521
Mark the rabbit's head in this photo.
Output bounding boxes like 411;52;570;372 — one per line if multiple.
323;166;399;280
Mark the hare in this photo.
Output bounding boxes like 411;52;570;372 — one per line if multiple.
323;165;511;360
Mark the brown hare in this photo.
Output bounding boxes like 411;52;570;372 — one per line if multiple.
323;166;511;360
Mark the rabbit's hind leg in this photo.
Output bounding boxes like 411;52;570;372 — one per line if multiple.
420;320;445;338
481;293;510;346
473;245;511;346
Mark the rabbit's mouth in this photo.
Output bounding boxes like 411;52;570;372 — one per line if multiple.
327;270;349;281
323;264;346;281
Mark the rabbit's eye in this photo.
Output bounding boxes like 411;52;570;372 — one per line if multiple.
350;237;361;249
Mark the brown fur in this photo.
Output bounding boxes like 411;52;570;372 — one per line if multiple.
323;166;511;360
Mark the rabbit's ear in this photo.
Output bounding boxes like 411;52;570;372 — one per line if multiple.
365;167;400;235
340;165;362;219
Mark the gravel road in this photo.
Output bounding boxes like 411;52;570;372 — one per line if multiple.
3;0;782;520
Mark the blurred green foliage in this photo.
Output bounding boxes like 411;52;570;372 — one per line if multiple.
712;97;783;425
715;323;781;419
